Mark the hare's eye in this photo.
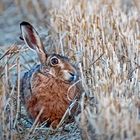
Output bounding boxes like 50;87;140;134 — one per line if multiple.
50;57;59;65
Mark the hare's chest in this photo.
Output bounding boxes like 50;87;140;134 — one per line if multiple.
31;72;76;102
24;72;80;127
27;73;76;122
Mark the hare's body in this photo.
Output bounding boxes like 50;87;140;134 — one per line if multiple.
20;21;83;128
21;65;81;127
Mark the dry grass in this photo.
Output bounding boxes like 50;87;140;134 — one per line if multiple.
0;0;140;140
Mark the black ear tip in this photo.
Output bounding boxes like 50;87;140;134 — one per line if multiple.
20;21;31;27
19;36;24;41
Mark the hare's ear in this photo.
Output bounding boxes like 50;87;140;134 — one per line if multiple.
20;21;47;64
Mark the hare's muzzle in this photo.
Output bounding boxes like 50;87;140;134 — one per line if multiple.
62;70;77;83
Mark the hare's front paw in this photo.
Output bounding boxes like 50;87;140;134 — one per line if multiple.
50;119;60;129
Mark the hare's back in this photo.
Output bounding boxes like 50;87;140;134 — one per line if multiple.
20;65;40;104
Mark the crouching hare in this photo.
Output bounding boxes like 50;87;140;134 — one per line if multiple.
20;21;83;128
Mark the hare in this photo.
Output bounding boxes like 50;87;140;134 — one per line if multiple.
20;21;83;128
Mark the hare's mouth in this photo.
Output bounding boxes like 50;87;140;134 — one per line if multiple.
68;72;77;82
63;71;77;83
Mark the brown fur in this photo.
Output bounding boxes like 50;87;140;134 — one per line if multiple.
22;70;82;128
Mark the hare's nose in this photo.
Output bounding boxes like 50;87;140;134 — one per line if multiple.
69;72;77;82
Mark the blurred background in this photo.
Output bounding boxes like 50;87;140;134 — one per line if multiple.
0;0;140;46
0;0;51;46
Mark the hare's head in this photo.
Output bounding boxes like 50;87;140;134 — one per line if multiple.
20;21;78;83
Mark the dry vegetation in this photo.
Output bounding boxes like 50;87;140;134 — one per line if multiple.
0;0;140;140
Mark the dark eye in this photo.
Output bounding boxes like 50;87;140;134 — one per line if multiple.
50;57;59;65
